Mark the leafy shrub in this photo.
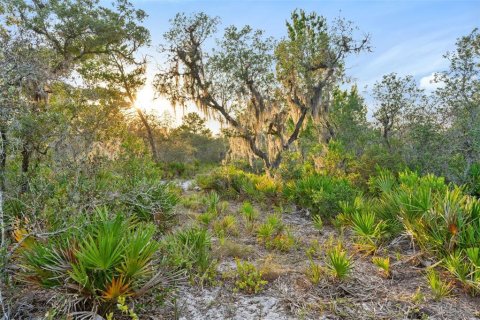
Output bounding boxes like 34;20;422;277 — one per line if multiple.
284;174;357;217
119;181;179;228
196;166;282;202
233;259;268;294
16;209;168;316
357;169;480;295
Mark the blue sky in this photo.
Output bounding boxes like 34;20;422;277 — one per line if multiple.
128;0;479;129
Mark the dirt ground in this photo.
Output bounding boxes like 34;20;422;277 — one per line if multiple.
4;186;480;320
171;187;480;320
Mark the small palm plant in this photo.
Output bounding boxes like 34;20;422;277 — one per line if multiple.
18;208;168;316
350;211;385;254
213;215;238;238
372;256;391;278
204;191;220;214
161;226;215;283
312;215;323;233
257;223;275;244
426;269;453;301
306;259;323;284
326;244;353;281
240;201;258;229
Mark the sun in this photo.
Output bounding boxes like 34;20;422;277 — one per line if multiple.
133;86;158;113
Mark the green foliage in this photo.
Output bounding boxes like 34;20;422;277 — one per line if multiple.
312;215;323;232
306;259;323;285
121;181;179;227
240;201;259;224
17;209;164;315
426;269;453;301
466;163;480;197
161;227;215;283
203;191;221;215
269;231;296;252
213;215;238;238
256;222;275;243
233;259;268;294
197;211;216;226
350;211;386;253
196;166;282;202
326;244;352;281
372;256;391;278
157;113;227;166
356;169;480;295
255;213;294;252
284;174;357;217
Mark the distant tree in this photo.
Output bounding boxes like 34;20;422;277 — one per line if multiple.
372;73;425;150
1;0;151;189
155;10;370;170
435;28;480;182
330;86;372;155
177;112;212;136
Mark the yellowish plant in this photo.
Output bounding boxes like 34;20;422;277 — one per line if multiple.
12;228;36;249
213;215;238;238
234;259;268;294
106;296;139;320
372;256;390;278
326;243;352;281
269;231;295;252
102;276;132;300
306;259;323;284
426;269;453;301
411;287;425;304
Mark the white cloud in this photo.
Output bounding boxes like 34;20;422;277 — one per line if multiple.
419;73;443;91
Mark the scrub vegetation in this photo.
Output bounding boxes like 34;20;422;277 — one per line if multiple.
0;1;479;319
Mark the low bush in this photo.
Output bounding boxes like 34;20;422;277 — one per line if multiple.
16;208;170;317
345;169;480;295
256;213;295;252
196;166;282;202
233;259;268;294
118;180;179;228
284;174;357;217
161;227;216;284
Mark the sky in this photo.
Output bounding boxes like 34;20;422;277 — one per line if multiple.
127;0;480;132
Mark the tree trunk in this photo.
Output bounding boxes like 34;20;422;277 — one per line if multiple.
0;127;5;251
0;190;4;249
0;127;6;192
383;128;391;150
20;142;31;193
135;108;159;163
